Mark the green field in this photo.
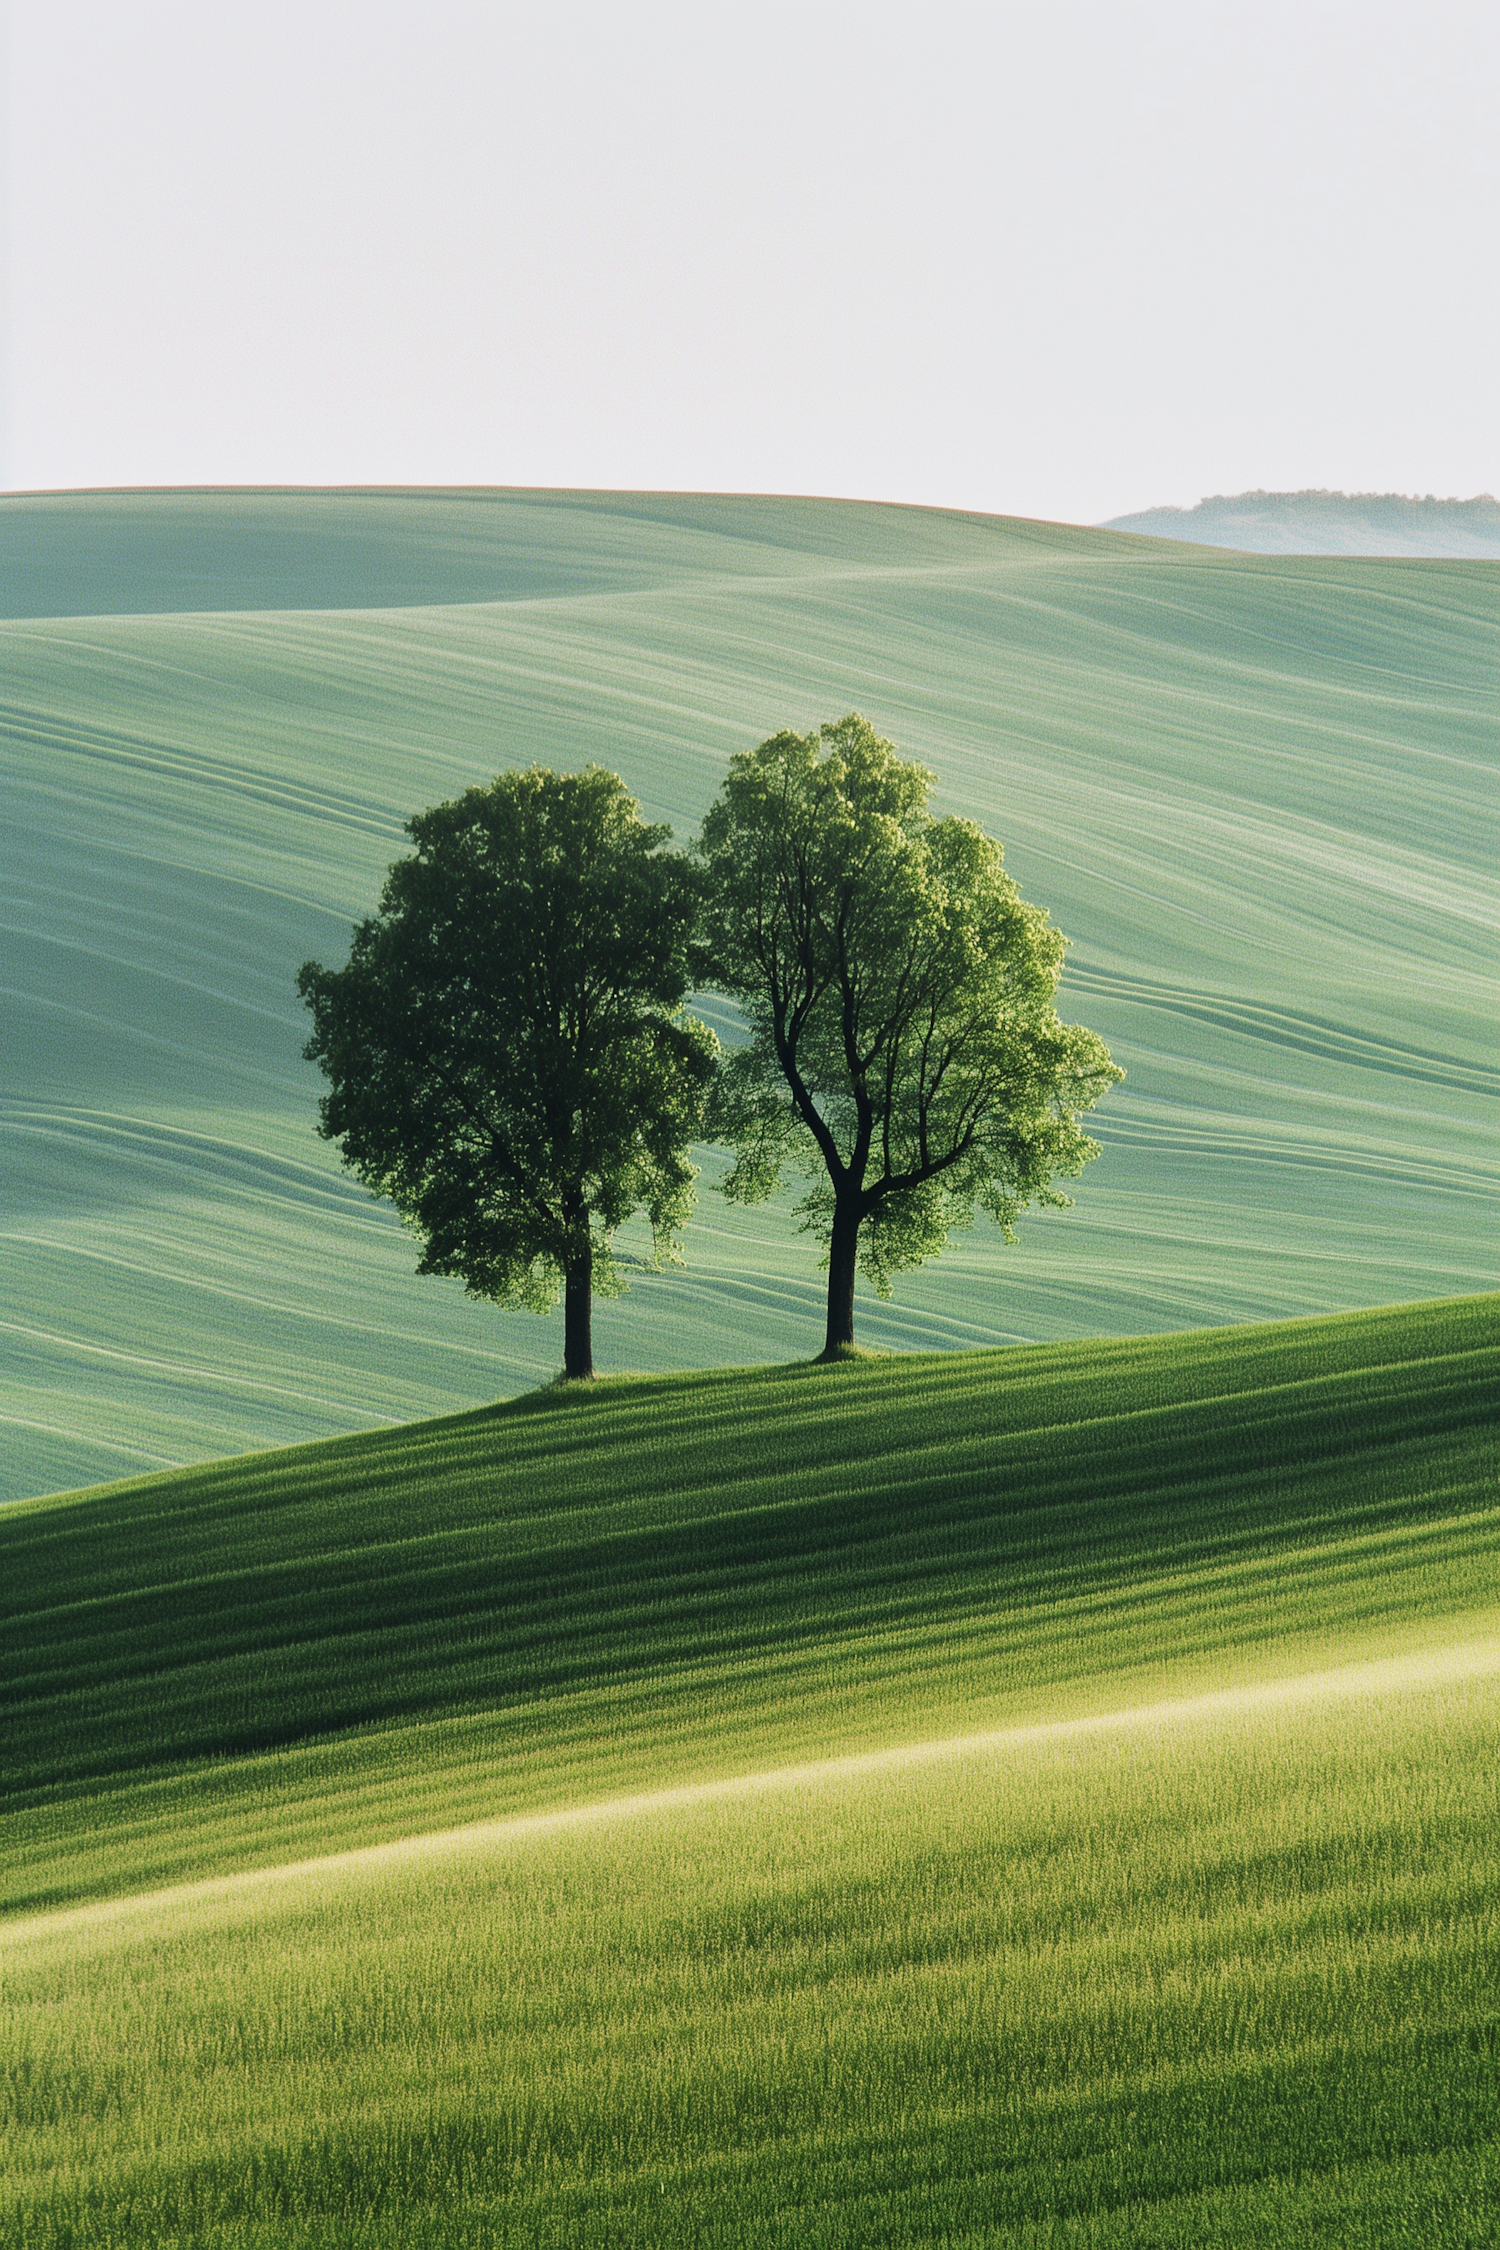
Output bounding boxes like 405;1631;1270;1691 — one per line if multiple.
4;488;1497;1501
5;1296;1500;2243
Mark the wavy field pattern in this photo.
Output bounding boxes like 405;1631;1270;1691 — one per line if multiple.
3;490;1497;1498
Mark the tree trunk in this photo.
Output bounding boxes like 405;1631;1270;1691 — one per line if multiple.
563;1237;595;1380
821;1198;861;1358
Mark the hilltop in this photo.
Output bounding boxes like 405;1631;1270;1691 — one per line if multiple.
7;1293;1496;1913
1104;487;1500;556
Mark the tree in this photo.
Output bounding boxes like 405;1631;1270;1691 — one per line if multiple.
297;766;717;1381
694;715;1122;1359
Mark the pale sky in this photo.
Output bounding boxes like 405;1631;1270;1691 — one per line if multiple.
4;0;1498;522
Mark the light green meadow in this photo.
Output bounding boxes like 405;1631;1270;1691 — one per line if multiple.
4;490;1497;1500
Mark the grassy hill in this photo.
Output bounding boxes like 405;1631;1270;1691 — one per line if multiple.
4;488;1497;1502
4;1298;1499;2242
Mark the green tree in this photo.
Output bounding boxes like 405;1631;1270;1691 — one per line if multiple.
694;715;1122;1358
297;766;717;1381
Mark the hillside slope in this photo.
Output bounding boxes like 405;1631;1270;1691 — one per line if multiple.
7;1294;1497;1914
4;488;1498;1499
5;1301;1500;2247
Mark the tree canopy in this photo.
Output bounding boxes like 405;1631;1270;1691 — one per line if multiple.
297;766;716;1380
694;714;1122;1356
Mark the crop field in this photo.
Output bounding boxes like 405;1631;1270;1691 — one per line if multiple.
4;488;1498;1500
5;1297;1499;2243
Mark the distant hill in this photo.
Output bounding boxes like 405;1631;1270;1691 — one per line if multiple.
4;488;1498;1503
1105;489;1500;556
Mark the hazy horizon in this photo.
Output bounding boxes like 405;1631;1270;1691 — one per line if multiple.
4;2;1497;521
1104;486;1500;555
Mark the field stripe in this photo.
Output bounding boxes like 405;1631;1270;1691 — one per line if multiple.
10;1627;1497;1944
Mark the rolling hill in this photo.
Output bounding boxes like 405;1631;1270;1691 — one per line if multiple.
5;1298;1499;2243
4;487;1498;1502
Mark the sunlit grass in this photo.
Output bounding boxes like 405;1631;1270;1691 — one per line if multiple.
7;1296;1497;1911
4;1298;1498;2241
6;1652;1499;2246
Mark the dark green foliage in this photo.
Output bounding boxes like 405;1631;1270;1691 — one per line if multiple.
297;765;716;1377
695;716;1122;1352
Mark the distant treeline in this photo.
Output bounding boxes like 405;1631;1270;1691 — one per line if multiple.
1105;489;1500;557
